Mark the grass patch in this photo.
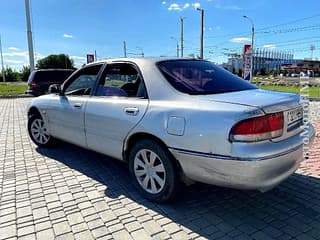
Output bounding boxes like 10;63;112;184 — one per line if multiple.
0;82;28;96
257;84;320;98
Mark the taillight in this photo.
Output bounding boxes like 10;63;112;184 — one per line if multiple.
230;112;284;142
31;82;37;89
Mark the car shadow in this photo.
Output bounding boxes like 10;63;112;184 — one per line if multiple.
36;143;320;239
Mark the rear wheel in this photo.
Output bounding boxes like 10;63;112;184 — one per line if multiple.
28;114;56;147
129;139;181;203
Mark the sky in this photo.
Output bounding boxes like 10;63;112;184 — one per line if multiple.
1;0;320;70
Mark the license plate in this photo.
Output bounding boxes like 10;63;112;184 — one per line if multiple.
287;108;303;124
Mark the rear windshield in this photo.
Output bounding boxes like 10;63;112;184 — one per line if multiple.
157;60;256;95
28;70;74;84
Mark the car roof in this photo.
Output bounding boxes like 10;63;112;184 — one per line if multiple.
33;69;75;72
84;57;199;67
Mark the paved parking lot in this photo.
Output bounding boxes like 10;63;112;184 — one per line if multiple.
0;98;320;240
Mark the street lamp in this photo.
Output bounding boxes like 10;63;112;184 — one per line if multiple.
25;0;35;71
243;15;254;81
136;46;144;57
0;34;5;82
180;16;186;58
170;37;179;58
197;8;204;59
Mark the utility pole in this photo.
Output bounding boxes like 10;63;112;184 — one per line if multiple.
180;17;184;57
243;15;254;81
176;41;179;58
123;41;127;58
170;37;179;58
310;44;315;60
25;0;35;71
0;34;5;82
94;50;97;61
197;8;204;59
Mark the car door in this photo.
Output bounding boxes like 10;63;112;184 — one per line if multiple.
85;62;149;160
46;64;104;147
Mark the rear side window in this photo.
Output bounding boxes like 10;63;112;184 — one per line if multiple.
157;60;256;95
28;70;74;84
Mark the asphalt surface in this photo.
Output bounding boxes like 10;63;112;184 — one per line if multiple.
0;98;320;240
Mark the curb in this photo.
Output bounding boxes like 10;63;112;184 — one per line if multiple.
0;94;34;99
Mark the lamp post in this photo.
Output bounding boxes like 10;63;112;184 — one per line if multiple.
197;8;204;59
243;15;254;81
0;34;5;82
25;0;35;71
180;16;185;58
170;37;179;58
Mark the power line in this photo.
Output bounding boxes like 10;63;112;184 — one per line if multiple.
205;14;320;39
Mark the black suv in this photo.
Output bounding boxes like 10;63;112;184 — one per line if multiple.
26;69;75;96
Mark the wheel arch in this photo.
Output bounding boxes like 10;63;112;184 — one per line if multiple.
123;132;184;175
28;106;41;118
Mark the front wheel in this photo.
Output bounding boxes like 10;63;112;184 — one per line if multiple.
28;114;56;147
128;139;182;203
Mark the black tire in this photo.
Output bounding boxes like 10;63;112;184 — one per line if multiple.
128;139;182;203
28;114;56;147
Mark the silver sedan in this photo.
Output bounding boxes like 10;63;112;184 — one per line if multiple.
27;58;315;202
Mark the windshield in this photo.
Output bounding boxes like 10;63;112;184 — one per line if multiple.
157;60;257;95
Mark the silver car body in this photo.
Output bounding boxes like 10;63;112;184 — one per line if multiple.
28;58;315;192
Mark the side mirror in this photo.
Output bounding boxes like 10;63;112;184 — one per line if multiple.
48;84;61;94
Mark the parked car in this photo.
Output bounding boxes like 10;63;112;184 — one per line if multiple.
27;58;315;202
26;69;75;96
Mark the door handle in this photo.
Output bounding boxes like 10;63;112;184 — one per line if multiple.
73;103;82;109
124;107;139;116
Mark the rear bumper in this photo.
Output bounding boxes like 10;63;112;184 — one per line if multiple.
170;123;315;191
26;88;42;96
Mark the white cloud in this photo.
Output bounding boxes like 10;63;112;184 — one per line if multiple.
168;3;182;11
183;3;190;9
63;33;73;39
3;51;29;58
8;47;20;51
229;37;251;43
70;55;86;61
263;44;277;49
4;59;25;64
70;55;87;68
192;2;201;9
162;1;166;4
2;51;44;70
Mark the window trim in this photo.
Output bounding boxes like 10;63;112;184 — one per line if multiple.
92;61;148;99
61;63;105;96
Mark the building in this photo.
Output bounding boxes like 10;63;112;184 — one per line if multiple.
281;60;320;76
253;48;294;74
222;48;294;75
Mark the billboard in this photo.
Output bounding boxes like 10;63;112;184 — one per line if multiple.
243;44;252;81
87;54;95;64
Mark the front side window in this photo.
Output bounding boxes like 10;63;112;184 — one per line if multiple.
95;63;147;98
64;64;102;96
157;60;256;95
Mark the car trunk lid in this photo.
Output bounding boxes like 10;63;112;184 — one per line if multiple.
196;89;303;141
196;89;300;113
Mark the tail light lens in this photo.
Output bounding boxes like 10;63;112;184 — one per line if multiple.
31;82;37;89
230;112;284;142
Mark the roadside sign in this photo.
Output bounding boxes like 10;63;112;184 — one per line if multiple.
243;44;252;81
87;54;95;64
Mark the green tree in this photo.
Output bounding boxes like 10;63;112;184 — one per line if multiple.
4;67;20;82
20;66;31;82
36;54;74;69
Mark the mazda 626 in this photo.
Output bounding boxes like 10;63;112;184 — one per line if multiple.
27;58;315;202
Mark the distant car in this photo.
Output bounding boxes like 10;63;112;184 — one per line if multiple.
26;69;75;96
291;73;299;77
27;58;315;202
